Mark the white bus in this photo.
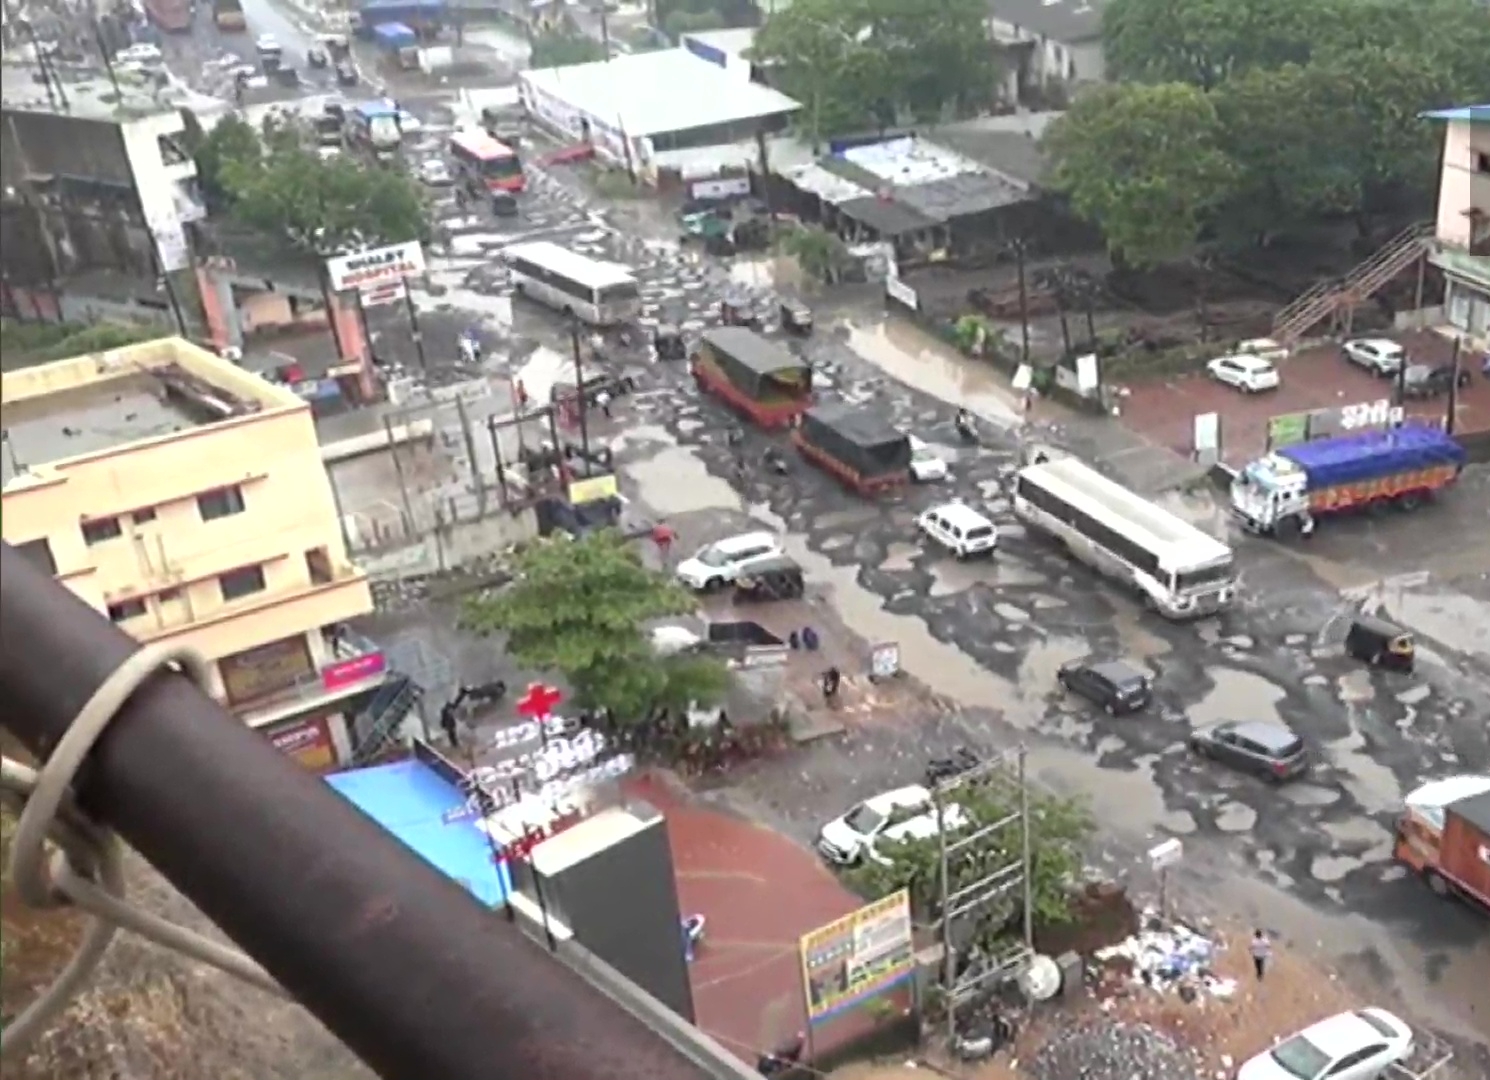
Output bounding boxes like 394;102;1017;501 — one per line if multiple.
1012;456;1236;618
502;241;641;327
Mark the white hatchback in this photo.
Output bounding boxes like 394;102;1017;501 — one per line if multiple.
1207;353;1280;392
675;531;783;592
816;785;968;866
908;435;949;482
1343;338;1406;376
1237;1008;1413;1080
917;502;997;559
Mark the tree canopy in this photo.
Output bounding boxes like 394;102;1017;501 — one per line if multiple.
1045;0;1490;259
752;0;992;142
529;28;606;69
461;531;729;723
844;780;1093;952
187;113;426;254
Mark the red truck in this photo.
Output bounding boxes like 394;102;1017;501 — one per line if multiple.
1395;777;1490;912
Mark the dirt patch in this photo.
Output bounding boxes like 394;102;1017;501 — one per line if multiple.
1032;882;1140;958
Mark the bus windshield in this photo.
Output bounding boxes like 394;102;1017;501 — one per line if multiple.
1173;561;1234;593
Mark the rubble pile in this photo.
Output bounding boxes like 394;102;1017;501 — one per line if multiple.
1025;1020;1201;1080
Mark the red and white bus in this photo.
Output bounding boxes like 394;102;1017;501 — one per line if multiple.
448;131;525;193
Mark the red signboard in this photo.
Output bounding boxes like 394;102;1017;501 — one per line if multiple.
268;716;338;772
322;652;387;691
516;682;563;720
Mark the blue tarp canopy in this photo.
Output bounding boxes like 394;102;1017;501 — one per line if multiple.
326;759;511;907
1279;425;1466;487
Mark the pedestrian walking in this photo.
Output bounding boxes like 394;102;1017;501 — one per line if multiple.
651;522;675;566
821;665;841;706
1249;929;1271;980
439;702;461;750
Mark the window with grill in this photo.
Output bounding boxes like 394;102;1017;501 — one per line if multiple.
198;486;247;521
107;598;148;623
81;517;123;545
218;564;267;601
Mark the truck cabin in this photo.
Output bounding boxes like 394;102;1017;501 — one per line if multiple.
1395;777;1490;909
692;327;812;428
793;402;912;495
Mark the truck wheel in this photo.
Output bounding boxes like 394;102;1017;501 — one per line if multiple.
1426;871;1450;897
1395;492;1422;512
1274;516;1301;541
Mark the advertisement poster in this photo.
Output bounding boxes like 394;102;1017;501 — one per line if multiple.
267;716;337;772
799;890;914;1023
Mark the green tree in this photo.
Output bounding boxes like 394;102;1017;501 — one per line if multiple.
777;225;850;282
223;142;426;254
186;113;261;210
530;28;606;68
460;531;729;723
843;782;1094;952
1043;82;1235;267
1101;0;1328;89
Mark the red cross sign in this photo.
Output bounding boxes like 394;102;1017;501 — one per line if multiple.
515;682;563;721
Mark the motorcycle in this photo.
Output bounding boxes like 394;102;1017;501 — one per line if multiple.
756;1033;805;1077
954;412;978;444
926;747;980;785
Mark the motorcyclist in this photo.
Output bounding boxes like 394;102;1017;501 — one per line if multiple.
955;408;976;440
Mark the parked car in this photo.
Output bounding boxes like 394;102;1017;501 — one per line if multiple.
1401;362;1472;398
1189;720;1308;781
816;785;968;866
675;532;784;592
335;61;358;86
418;158;453;185
1207;353;1281;392
1237;337;1288;363
907;435;949;482
917;502;997;559
1056;659;1151;715
1342;338;1407;376
306;45;328;68
1237;1008;1413;1080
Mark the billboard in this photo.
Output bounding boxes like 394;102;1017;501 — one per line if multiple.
799;890;915;1024
326;241;427;293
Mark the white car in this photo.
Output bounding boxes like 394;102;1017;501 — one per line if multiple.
1237;337;1288;363
816;785;968;866
1343;338;1406;376
917;502;997;559
418;159;453;185
675;531;783;592
397;109;422;135
908;436;949;482
1238;1008;1413;1080
1207;353;1280;392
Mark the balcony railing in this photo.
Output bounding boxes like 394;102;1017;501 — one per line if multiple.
235;634;390;725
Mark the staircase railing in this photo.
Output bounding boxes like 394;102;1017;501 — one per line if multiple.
1272;221;1434;344
353;675;422;764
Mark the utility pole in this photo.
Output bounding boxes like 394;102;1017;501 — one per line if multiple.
568;320;592;467
402;280;428;369
93;19;122;100
596;4;610;58
1445;337;1462;436
1013;238;1029;366
932;746;1033;1052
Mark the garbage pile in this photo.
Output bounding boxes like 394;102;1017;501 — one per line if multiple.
1090;912;1238;1003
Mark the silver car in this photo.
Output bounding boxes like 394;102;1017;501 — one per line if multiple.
1342;338;1406;376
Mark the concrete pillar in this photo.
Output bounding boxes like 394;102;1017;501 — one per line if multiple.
194;263;239;351
327;288;378;403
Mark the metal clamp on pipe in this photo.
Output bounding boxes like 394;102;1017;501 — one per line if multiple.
0;543;712;1080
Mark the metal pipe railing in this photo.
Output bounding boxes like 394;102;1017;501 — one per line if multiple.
0;543;712;1080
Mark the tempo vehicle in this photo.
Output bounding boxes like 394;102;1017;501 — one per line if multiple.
1344;614;1414;672
1189;720;1308;782
1230;424;1467;538
1236;1008;1413;1080
1013;455;1236;618
917;502;997;559
1394;775;1490;912
793;403;912;496
691;327;812;429
1056;659;1151;715
1206;352;1280;393
675;532;783;593
448;130;524;193
816;785;968;867
1342;337;1407;376
503;241;641;326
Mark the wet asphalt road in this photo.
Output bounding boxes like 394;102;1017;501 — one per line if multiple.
298;96;1490;1050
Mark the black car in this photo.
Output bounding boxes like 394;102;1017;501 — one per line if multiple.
1190;720;1308;782
1401;362;1473;398
1056;660;1151;715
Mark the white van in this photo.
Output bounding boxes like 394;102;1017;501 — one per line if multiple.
675;531;783;592
916;502;998;559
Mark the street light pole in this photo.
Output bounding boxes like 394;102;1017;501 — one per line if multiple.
568;320;592;466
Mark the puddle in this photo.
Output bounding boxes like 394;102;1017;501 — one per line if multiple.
1016;636;1090;709
1215;802;1257;833
879;543;919;572
1334;670;1376;705
626;445;743;516
1277;783;1342;808
1386;591;1490;660
1321;816;1393;852
1111;607;1172;659
1324;731;1403;816
843;320;1023;426
1308;853;1361;882
1184;669;1285;728
510;346;570;407
927;559;1047;596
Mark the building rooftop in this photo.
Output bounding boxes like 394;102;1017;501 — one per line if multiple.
520;48;799;139
1;62;219;123
930;112;1061;188
1;337;304;489
988;0;1106;43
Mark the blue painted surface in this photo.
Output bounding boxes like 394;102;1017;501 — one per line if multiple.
683;36;727;68
1420;105;1489;122
326;759;511;906
1279;425;1467;487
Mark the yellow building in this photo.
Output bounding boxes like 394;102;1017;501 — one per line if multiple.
1;337;403;770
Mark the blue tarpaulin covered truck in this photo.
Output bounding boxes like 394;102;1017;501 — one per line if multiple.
372;21;420;68
1230;424;1467;538
353;0;445;38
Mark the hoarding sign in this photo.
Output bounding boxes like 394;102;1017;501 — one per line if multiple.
321;652;387;691
267;716;337;771
326;241;427;293
799;890;914;1024
885;276;918;310
1267;412;1310;450
568;474;619;504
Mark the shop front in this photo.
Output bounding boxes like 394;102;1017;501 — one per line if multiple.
263;712;347;773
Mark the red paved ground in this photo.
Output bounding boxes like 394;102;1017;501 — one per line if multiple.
1117;330;1490;462
621;772;884;1066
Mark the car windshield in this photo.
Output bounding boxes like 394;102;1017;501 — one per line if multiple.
911;446;937;461
1269;1036;1332;1080
696;545;735;568
843;804;886;836
965;526;994;540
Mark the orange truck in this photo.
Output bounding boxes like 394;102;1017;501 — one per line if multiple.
1395;777;1490;912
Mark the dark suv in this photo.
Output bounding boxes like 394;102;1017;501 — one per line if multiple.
1402;362;1472;399
1056;660;1151;715
1190;720;1308;782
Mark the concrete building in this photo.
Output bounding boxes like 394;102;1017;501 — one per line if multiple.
518;48;799;178
1;337;400;770
1425;105;1490;345
985;0;1106;103
0;65;211;326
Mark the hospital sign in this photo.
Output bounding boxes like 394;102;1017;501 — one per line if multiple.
326;241;427;293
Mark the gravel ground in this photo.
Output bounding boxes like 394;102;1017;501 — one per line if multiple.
1024;1021;1201;1080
